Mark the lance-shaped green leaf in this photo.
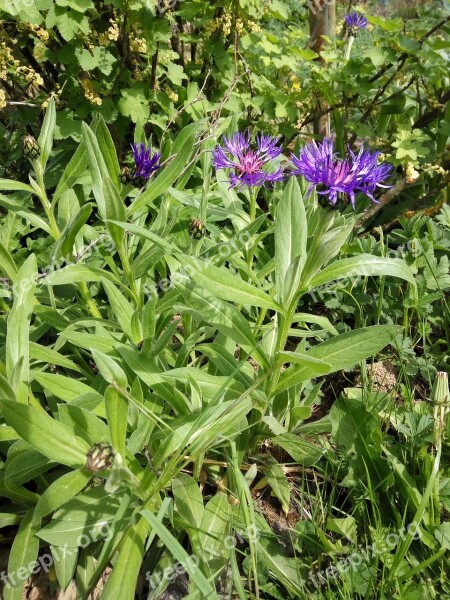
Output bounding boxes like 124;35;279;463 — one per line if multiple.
0;240;17;279
32;371;104;404
276;325;402;393
37;96;56;169
3;508;40;600
1;400;90;467
197;492;231;576
100;517;150;600
102;176;127;252
107;220;174;255
274;433;324;467
53;139;88;202
129;121;202;215
117;347;191;415
101;279;137;342
174;278;269;369
34;469;93;521
51;203;92;262
275;177;307;304
94;114;120;183
82;123;126;249
42;263;119;286
266;458;291;513
29;342;81;373
301;215;355;286
276;351;331;380
52;544;79;592
91;349;128;389
172;473;204;530
177;254;282;311
7;254;37;402
140;510;220;599
82;122;108;213
105;385;128;459
306;255;417;291
0;373;16;402
0;179;35;193
0;193;52;234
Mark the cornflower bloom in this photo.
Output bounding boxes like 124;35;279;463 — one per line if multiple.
213;131;284;188
291;138;393;208
131;143;161;181
344;12;369;35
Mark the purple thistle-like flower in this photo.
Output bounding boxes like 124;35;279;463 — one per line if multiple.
291;138;393;208
213;131;284;188
131;143;161;181
344;11;369;33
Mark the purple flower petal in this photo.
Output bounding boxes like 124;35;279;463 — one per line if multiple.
291;137;393;208
213;131;284;189
344;11;369;33
131;143;161;181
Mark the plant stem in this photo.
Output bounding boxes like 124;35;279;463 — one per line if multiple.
344;35;355;61
35;161;60;240
265;298;296;400
33;160;102;319
246;187;258;269
118;244;138;302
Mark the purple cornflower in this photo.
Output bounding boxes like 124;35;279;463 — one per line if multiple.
344;12;369;34
291;138;393;208
213;131;284;188
131;143;161;181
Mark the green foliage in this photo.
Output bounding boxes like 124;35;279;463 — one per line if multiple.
0;2;449;599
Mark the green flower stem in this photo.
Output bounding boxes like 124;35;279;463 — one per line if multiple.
34;161;60;241
118;243;138;303
344;35;355;61
0;296;10;313
79;283;102;319
33;161;102;320
265;297;297;402
248;186;257;223
246;187;258;269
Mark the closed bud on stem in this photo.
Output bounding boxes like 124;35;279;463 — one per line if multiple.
189;218;206;239
23;135;40;159
119;166;133;184
86;443;115;472
432;372;449;446
431;371;449;406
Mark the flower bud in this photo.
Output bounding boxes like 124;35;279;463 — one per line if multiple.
189;218;206;240
86;443;115;472
431;371;449;406
119;166;133;184
23;135;40;159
